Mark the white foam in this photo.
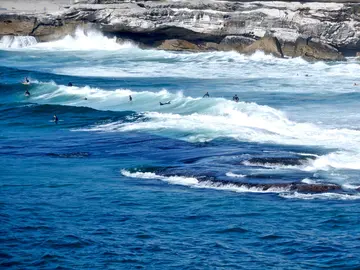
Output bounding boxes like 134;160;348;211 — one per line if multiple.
121;170;289;193
56;85;360;173
303;151;360;172
342;183;360;190
122;169;360;200
280;192;360;200
301;178;318;185
0;36;37;49
27;82;357;175
31;28;136;51
33;84;178;112
226;172;246;178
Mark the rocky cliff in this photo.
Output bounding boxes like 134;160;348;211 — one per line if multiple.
2;0;360;60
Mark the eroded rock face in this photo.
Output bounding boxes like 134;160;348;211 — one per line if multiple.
242;36;284;58
33;21;84;42
0;14;36;36
2;0;360;60
291;37;346;61
219;36;256;52
157;39;199;51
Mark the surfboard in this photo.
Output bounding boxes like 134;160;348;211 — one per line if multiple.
22;82;30;85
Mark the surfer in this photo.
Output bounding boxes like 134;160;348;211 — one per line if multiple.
160;101;171;106
53;114;59;124
129;95;132;102
233;94;239;102
84;97;88;100
203;92;210;98
23;77;30;85
24;90;30;97
68;82;73;87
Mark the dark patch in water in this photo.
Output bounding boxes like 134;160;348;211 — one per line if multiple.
46;152;90;158
245;156;315;166
215;227;248;234
259;234;282;240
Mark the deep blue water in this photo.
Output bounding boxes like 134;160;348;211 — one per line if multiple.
1;32;360;269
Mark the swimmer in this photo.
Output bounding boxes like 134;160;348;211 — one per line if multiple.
129;95;132;102
160;101;171;106
22;77;30;85
203;92;210;98
53;114;58;124
232;94;239;102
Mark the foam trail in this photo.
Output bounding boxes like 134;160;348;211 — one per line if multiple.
122;170;360;200
279;192;360;200
121;170;290;193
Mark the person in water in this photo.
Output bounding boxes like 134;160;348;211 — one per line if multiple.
160;101;171;106
24;90;30;96
53;114;59;124
203;92;210;98
68;82;73;87
23;77;30;84
233;94;239;102
129;95;132;102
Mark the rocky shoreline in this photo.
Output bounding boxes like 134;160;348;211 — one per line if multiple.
1;0;360;60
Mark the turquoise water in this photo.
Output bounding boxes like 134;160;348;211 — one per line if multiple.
1;30;360;269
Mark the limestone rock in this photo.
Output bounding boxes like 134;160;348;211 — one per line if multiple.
0;14;36;36
2;0;360;60
198;42;220;51
157;39;199;51
242;36;284;58
219;36;256;51
292;37;345;61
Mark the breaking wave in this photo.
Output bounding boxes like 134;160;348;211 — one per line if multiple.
21;81;360;173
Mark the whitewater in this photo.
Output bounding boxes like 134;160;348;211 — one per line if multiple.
1;29;360;269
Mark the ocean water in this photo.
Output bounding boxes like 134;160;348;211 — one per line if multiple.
1;29;360;269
